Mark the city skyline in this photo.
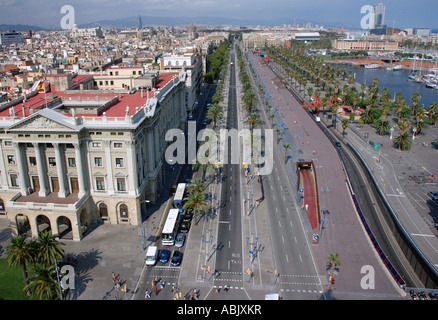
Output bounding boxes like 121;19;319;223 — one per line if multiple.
0;0;437;30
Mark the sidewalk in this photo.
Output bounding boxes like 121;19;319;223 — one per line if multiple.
330;113;438;272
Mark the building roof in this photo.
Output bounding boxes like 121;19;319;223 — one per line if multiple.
0;72;179;119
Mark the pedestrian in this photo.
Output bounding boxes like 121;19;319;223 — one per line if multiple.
215;287;219;295
112;272;116;283
224;285;229;292
154;287;158;295
305;204;308;211
145;290;151;299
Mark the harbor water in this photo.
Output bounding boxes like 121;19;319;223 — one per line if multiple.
331;63;438;108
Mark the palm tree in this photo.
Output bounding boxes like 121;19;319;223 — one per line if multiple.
376;119;390;136
206;103;223;129
243;91;257;114
341;118;349;137
394;132;412;151
187;177;206;194
24;263;60;300
326;253;341;290
192;157;213;181
427;102;437;125
35;230;65;267
411;91;421;108
283;143;290;165
244;113;262;134
182;191;210;225
5;235;36;295
413;104;426;134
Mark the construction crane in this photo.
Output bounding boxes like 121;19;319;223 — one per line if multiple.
392;20;396;35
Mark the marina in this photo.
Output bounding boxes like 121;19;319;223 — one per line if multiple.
330;62;438;108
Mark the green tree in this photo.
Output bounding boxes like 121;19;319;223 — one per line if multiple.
394;132;413;151
206;103;224;129
326;253;341;290
5;235;36;296
283;143;290;165
35;230;64;267
183;191;210;225
24;263;60;300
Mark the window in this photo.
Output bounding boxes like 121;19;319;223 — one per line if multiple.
4;141;12;146
7;155;15;165
10;174;18;187
115;158;124;168
92;142;101;148
96;177;105;191
68;158;76;167
94;157;103;167
113;142;123;148
29;156;37;166
48;157;56;167
117;178;126;192
119;203;128;217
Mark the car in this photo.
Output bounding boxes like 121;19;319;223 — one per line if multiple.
180;221;191;233
175;233;186;247
159;249;170;263
203;119;208;125
429;191;438;201
335;141;341;147
171;250;183;266
182;214;192;222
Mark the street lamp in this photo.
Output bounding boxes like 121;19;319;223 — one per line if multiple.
140;199;150;251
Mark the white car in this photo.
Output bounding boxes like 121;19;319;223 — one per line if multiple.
175;233;185;247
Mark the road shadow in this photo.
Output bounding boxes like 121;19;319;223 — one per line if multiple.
65;248;102;300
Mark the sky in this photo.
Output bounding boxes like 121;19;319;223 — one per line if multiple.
0;0;437;29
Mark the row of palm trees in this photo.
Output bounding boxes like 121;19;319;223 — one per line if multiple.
5;230;65;299
237;46;294;165
266;46;438;151
184;41;235;224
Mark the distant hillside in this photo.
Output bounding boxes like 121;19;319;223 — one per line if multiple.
0;24;45;31
79;15;249;28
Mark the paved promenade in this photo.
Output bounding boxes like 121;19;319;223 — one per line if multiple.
331;113;438;274
247;49;405;299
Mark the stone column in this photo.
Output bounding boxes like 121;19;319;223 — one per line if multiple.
13;142;29;195
74;141;87;198
0;141;8;190
33;143;49;196
53;143;68;198
125;139;136;195
105;140;114;194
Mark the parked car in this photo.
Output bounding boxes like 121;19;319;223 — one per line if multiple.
180;221;191;233
175;233;186;248
171;250;183;266
159;249;170;263
429;190;438;201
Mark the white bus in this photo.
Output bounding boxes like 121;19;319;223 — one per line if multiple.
173;183;187;208
161;209;180;246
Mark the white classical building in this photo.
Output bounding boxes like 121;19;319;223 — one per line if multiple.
0;70;187;240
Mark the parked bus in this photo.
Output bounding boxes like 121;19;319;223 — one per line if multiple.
173;183;187;208
161;209;180;246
